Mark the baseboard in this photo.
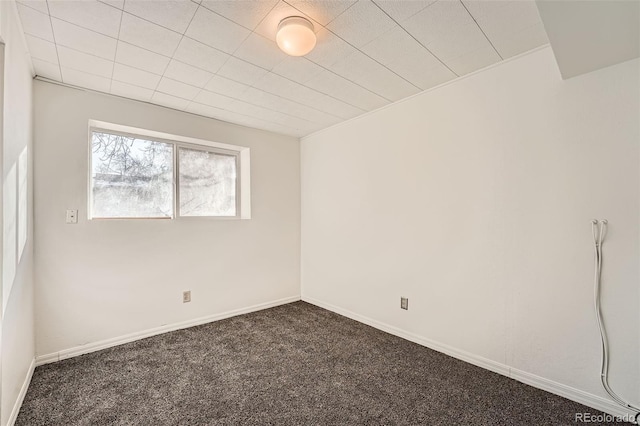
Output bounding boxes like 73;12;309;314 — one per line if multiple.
301;295;636;420
303;296;509;377
7;358;36;426
36;295;300;367
509;368;633;419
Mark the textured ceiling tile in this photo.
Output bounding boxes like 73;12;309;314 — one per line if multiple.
386;55;455;90
263;123;306;137
462;0;522;23
193;90;236;109
253;119;302;137
326;0;396;47
252;72;324;106
413;63;456;90
200;0;278;30
164;60;213;87
352;65;420;102
16;0;49;15
294;107;342;127
311;93;364;120
204;75;251;98
24;34;58;64
233;32;288;70
112;63;162;90
185;6;251;54
236;87;331;125
99;0;125;9
446;43;501;75
217;57;268;85
465;0;542;36
16;3;54;41
462;0;548;58
110;80;154;101
403;0;475;47
156;77;200;100
271;56;324;84
173;37;230;73
361;26;440;71
285;0;356;26
17;0;552;138
115;41;170;75
254;0;321;41
304;28;357;67
252;74;364;120
151;91;190;110
328;50;384;82
226;99;291;124
272;100;342;126
490;23;548;59
48;0;122;38
186;104;269;131
124;0;198;34
31;58;62;81
119;13;182;56
373;0;436;22
52;18;117;60
285;116;322;132
221;113;284;133
57;46;114;78
305;70;389;111
278;85;329;109
266;113;317;132
185;102;228;119
61;67;111;92
425;22;493;62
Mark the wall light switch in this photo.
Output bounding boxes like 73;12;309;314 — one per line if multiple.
66;209;78;224
401;297;408;310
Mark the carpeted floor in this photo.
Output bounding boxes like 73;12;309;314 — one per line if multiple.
17;302;619;425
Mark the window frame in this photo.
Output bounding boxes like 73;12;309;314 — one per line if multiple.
175;143;240;219
88;126;243;220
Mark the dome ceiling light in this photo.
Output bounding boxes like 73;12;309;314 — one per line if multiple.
276;16;317;57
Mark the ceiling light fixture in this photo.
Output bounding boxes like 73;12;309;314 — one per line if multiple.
276;16;316;57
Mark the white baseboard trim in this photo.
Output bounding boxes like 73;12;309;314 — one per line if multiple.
7;357;36;426
301;295;635;420
509;368;634;419
36;295;300;367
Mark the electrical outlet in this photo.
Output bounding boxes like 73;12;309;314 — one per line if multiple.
66;209;78;224
401;297;408;310
183;291;191;303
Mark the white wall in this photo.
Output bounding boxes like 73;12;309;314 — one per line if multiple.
0;1;35;425
34;81;300;357
301;47;639;412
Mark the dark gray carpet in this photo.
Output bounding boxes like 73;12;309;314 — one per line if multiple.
17;302;619;425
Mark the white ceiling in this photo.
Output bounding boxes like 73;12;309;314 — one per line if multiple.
16;0;548;137
536;0;639;79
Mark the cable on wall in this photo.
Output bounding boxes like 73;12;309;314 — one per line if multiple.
591;219;640;424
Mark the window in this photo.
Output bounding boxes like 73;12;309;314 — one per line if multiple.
91;132;174;218
89;123;248;219
178;148;237;217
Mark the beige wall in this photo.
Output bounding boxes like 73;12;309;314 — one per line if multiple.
1;1;35;425
33;81;301;357
301;47;640;412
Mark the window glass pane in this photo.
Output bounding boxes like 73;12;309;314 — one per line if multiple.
179;148;237;217
91;131;173;218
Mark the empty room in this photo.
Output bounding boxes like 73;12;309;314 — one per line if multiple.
1;0;639;424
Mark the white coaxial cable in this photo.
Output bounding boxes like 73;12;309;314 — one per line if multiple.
591;219;640;424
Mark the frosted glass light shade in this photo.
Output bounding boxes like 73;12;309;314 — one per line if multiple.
276;17;316;57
